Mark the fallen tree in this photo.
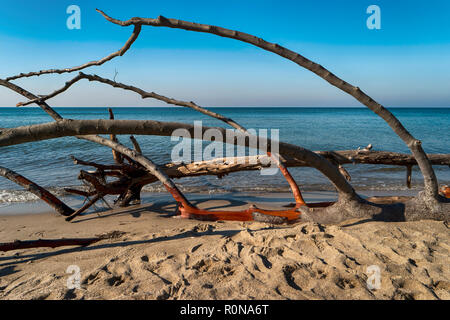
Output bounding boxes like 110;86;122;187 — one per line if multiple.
0;8;449;227
1;116;449;223
0;166;74;216
63;150;450;207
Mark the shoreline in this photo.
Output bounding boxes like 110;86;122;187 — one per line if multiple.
0;189;420;217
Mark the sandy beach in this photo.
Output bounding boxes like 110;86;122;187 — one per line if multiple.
1;0;450;305
0;192;449;300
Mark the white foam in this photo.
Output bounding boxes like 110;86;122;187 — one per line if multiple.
0;189;40;204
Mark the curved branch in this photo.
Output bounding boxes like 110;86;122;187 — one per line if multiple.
5;24;141;81
17;73;85;107
17;72;244;130
96;9;440;202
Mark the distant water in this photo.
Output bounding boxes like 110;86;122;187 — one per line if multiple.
0;107;449;206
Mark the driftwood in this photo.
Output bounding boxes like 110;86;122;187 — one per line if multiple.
0;238;101;252
65;151;450;206
65;194;103;222
0;166;74;216
0;8;449;230
108;108;123;164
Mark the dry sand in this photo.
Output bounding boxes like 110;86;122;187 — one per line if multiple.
0;195;449;300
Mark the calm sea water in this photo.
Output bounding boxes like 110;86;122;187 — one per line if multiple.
0;107;449;205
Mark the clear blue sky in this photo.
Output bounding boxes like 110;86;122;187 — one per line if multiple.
0;0;449;107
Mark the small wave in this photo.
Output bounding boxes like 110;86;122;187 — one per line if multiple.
369;167;410;173
0;186;82;205
0;181;432;206
0;189;40;204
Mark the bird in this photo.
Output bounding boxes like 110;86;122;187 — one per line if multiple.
356;143;373;153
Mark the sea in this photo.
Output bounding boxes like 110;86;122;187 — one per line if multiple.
0;107;449;209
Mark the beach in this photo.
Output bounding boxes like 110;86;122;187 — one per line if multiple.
1;192;449;300
1;0;449;304
1;108;449;300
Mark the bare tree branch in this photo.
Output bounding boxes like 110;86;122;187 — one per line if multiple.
0;79;63;120
17;73;85;107
67;151;450;194
5;24;141;81
108;108;123;164
129;135;142;154
17;72;245;130
65;193;102;222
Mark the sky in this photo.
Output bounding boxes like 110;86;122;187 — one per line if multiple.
0;0;449;107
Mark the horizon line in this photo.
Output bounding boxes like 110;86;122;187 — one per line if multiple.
1;106;449;109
